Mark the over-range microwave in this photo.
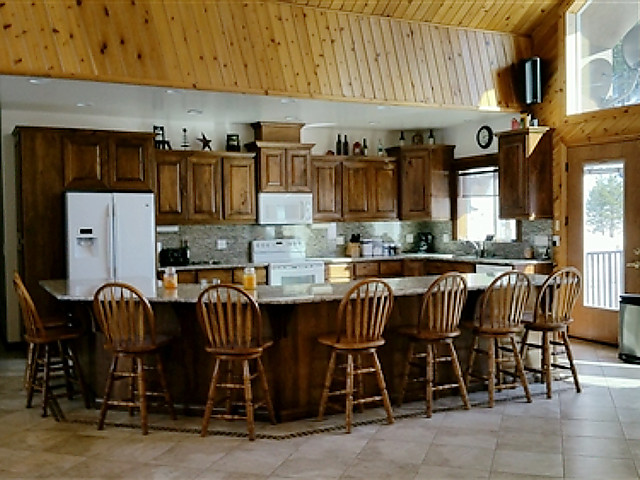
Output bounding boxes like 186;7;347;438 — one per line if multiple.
257;192;313;225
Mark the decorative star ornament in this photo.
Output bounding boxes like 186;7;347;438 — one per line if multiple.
197;132;212;151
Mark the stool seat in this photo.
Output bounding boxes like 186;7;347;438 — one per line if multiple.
397;326;461;342
317;334;385;350
108;334;174;353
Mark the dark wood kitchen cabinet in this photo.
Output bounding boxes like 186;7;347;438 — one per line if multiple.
155;150;255;224
63;130;153;191
12;126;154;331
386;144;453;220
155;150;187;223
342;157;397;220
246;141;313;192
497;127;553;219
223;155;256;222
311;156;342;221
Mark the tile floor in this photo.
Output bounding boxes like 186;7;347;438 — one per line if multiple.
1;339;640;479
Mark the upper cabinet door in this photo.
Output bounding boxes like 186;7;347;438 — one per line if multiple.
498;127;553;219
223;156;256;222
371;160;398;218
285;148;312;192
155;151;187;224
342;160;371;220
187;153;222;222
108;134;153;190
312;157;342;221
63;133;109;190
259;148;287;192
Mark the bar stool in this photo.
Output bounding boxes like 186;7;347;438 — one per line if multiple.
317;278;395;433
520;267;582;398
196;284;276;440
13;271;90;420
92;282;176;435
397;272;470;417
465;271;532;407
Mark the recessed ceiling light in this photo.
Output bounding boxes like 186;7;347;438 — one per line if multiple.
376;105;387;110
28;78;51;85
165;89;179;94
284;116;294;121
305;122;337;128
187;108;203;115
369;121;378;125
280;98;296;104
76;102;93;107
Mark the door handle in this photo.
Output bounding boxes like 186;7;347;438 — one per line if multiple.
626;261;640;269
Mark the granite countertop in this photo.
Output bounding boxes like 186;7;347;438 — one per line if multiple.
311;253;553;266
41;273;547;305
158;262;269;272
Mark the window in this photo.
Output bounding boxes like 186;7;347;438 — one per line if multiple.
457;167;517;242
566;1;640;114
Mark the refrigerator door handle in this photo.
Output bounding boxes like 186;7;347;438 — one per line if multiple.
107;200;115;279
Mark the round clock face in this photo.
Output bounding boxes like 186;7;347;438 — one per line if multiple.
476;125;493;149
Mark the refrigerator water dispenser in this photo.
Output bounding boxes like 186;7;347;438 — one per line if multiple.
74;228;99;258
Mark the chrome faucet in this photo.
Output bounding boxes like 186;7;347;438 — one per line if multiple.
465;240;484;258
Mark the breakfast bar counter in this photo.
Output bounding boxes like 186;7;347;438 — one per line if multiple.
41;274;545;421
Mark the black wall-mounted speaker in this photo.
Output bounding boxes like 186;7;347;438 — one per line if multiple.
520;57;542;105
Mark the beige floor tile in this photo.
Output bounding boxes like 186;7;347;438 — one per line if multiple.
415;464;489;479
489;473;562;480
439;409;503;431
56;457;145;479
564;454;640;479
270;455;351;478
209;439;299;476
432;427;499;449
371;416;439;444
422;444;494;472
561;418;625;438
356;438;428;465
563;435;632;459
492;450;563;477
497;430;562;454
500;414;562;436
340;457;419;479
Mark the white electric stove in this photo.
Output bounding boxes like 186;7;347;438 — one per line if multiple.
251;239;325;286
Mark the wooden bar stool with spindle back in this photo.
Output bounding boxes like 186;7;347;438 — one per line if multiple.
465;271;532;407
13;271;91;421
397;272;470;417
520;266;583;398
317;278;395;433
196;284;276;440
92;282;177;435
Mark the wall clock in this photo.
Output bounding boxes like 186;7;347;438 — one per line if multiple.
476;125;493;149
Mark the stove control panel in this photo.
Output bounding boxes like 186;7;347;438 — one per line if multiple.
251;239;306;263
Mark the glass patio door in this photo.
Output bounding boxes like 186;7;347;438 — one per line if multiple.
567;139;640;344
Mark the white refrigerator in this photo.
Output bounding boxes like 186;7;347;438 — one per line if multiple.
66;192;156;283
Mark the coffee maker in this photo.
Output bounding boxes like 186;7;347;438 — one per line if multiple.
416;232;435;253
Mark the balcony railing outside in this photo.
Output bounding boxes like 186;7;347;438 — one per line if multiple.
584;250;624;310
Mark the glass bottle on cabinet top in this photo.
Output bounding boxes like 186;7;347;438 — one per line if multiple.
399;131;406;146
362;138;368;156
336;134;342;155
343;135;349;155
377;139;384;156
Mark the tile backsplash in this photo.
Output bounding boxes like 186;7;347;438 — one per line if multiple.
157;219;553;264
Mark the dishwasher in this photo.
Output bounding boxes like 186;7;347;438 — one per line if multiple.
619;294;640;363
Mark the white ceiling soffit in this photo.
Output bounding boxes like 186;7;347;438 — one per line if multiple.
0;75;506;130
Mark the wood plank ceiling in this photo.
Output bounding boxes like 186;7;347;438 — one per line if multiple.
0;0;554;111
280;0;563;35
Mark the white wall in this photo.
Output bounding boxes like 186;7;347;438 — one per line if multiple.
441;114;515;158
